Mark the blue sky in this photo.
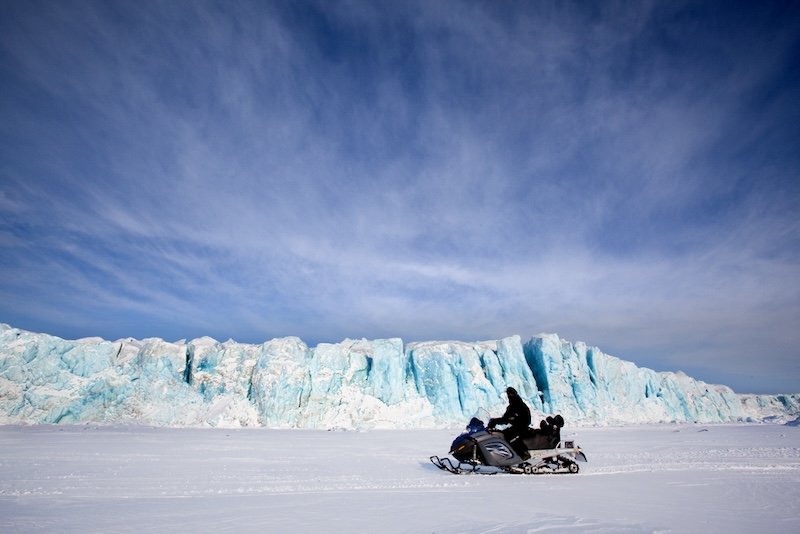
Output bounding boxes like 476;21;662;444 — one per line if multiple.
1;1;798;393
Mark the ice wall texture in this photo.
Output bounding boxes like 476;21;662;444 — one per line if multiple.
1;324;797;428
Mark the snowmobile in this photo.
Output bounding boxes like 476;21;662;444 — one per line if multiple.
430;415;587;475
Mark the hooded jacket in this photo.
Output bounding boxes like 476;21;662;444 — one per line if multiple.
489;388;531;430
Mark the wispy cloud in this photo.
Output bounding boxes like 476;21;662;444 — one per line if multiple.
1;0;798;392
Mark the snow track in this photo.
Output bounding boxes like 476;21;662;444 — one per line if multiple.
0;424;798;533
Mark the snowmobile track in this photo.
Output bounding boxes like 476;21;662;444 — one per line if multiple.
430;455;581;475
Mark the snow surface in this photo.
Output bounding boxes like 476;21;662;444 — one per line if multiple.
0;424;798;533
1;324;798;428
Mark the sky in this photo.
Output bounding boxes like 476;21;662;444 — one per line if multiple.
0;0;798;394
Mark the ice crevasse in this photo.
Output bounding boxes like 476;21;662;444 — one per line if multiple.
0;324;797;428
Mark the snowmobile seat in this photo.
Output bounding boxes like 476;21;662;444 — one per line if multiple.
522;428;555;450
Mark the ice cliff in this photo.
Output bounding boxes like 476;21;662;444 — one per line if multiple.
0;324;797;428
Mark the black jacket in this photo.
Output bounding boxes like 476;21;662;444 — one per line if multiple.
489;395;531;430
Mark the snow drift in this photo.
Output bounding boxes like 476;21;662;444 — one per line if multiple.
0;324;797;428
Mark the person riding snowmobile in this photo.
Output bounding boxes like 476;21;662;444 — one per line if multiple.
487;387;531;458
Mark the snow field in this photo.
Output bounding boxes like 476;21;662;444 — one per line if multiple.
0;424;798;533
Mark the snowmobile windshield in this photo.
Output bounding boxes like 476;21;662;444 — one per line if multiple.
463;408;492;433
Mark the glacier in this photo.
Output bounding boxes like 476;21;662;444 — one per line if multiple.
0;323;797;428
